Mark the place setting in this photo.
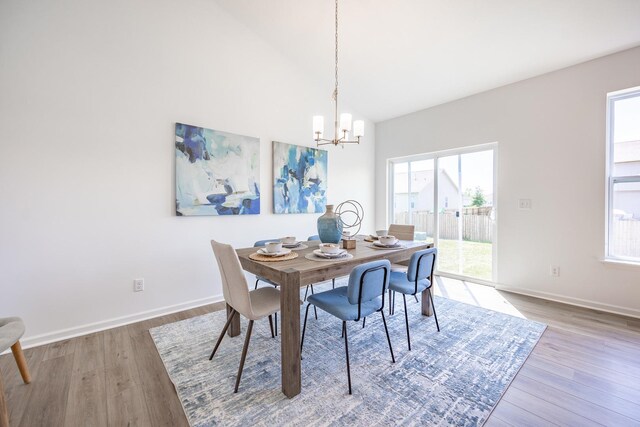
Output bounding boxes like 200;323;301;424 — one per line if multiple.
368;235;405;250
280;236;309;250
364;229;387;242
305;243;354;262
249;240;299;262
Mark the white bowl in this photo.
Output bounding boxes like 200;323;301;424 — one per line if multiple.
376;229;388;237
379;235;398;246
319;243;341;254
281;236;296;244
265;242;283;253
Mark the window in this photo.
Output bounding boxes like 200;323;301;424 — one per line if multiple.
389;144;496;282
606;87;640;262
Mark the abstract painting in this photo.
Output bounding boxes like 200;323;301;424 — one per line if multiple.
273;141;327;214
175;123;260;216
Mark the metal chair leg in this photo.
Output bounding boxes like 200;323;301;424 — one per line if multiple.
274;312;278;336
255;279;259;290
429;288;440;332
234;319;254;393
268;315;275;338
300;304;312;355
414;294;419;303
362;317;366;328
343;321;352;395
209;309;237;360
310;285;318;320
332;278;335;289
403;294;411;351
389;289;393;315
303;285;309;300
380;310;395;363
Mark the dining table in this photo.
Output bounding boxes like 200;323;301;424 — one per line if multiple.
234;236;434;398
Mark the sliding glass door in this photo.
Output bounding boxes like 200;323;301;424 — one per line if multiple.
389;144;496;283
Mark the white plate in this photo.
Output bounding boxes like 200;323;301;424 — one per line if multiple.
373;241;400;248
282;242;301;248
313;249;347;259
257;248;292;257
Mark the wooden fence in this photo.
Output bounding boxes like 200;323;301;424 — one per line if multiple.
394;211;493;243
611;219;640;258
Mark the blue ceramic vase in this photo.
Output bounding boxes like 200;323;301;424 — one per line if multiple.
317;204;343;244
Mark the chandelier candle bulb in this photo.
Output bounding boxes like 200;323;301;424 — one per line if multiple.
353;120;365;137
313;116;324;136
340;113;352;132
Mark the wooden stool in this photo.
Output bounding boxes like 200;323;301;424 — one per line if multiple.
0;317;31;427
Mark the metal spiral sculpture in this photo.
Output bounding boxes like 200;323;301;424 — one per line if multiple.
336;200;364;238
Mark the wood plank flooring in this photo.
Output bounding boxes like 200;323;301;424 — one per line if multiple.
1;279;639;426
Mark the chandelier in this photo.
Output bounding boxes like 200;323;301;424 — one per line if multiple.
313;0;364;147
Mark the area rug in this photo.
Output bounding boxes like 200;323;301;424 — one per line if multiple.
150;282;546;426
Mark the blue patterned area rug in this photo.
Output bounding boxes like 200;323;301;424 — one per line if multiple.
150;283;546;427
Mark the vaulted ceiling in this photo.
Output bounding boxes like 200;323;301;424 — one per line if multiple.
215;0;640;122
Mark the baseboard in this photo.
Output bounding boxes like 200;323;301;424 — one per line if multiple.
18;294;224;350
494;284;640;320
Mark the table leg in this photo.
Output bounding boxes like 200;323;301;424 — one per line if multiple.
280;269;301;398
421;272;434;316
226;303;240;337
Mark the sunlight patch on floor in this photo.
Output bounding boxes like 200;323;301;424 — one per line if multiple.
433;276;525;319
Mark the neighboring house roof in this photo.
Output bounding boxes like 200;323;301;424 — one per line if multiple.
394;169;458;194
614;140;640;163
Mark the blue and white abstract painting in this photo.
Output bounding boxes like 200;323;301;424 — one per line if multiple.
273;141;327;214
175;123;260;216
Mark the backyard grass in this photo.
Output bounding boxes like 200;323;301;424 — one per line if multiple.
419;238;492;281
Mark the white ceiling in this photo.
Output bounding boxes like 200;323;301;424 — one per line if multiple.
215;0;640;122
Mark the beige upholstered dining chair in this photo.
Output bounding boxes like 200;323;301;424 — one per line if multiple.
0;317;31;427
209;240;281;393
388;224;415;241
388;224;416;273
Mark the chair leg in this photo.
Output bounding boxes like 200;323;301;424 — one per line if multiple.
303;285;309;300
389;289;393;315
268;315;275;338
255;279;259;290
234;319;254;393
343;321;352;395
274;312;278;336
300;304;312;355
403;294;411;351
310;285;318;320
429;288;440;332
380;310;395;363
362;317;366;328
332;278;335;289
209;309;237;360
0;370;9;427
11;341;31;384
414;294;419;303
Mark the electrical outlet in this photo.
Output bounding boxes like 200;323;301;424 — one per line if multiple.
133;278;145;292
518;199;532;210
550;265;560;277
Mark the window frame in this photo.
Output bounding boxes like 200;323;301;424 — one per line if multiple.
605;87;640;264
387;142;498;284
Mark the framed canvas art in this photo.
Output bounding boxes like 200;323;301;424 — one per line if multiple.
273;141;327;214
175;123;260;216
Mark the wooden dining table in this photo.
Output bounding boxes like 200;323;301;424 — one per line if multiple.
234;236;434;398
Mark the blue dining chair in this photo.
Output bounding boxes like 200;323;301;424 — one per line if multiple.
301;259;395;394
307;235;336;289
389;247;439;351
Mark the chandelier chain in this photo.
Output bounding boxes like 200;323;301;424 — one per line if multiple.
334;0;339;103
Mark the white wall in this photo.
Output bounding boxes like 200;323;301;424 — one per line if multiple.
0;0;375;345
376;47;640;318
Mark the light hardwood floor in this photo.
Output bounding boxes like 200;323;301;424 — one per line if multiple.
1;278;639;426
